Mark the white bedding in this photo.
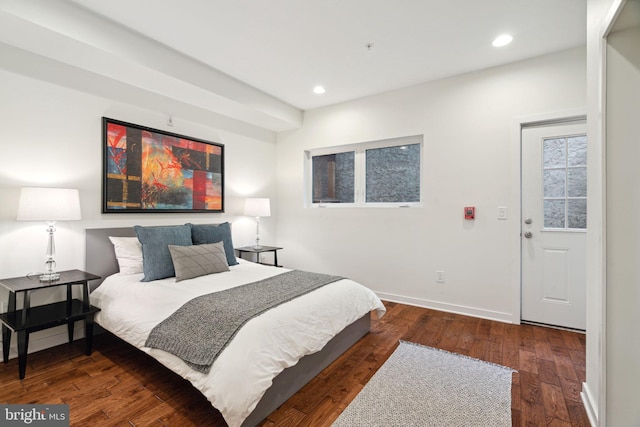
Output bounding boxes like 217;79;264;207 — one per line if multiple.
90;259;386;427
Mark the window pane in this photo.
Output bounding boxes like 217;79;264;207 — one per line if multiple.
544;199;565;228
543;138;566;167
540;133;587;229
312;152;354;203
568;199;587;229
568;136;587;166
543;169;566;198
365;143;420;203
567;167;587;197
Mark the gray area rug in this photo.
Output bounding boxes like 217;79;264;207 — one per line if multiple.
332;341;515;427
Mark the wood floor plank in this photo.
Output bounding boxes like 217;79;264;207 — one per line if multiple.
476;318;493;340
559;377;583;403
300;395;341;427
521;399;546;427
538;359;561;386
488;338;504;366
519;349;539;374
511;372;522;411
438;317;466;353
502;323;521;370
520;371;544;405
455;317;478;353
468;338;490;360
261;406;306;427
519;324;536;352
566;401;591;426
534;339;554;362
554;354;579;381
541;382;571;422
0;302;588;426
490;320;506;339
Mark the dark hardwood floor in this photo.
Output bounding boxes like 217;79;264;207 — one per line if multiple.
0;302;588;426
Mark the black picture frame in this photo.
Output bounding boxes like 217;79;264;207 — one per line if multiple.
102;117;224;213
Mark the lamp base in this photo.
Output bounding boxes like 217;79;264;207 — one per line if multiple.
39;272;60;282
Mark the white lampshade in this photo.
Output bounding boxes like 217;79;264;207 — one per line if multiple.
17;187;82;221
244;198;271;217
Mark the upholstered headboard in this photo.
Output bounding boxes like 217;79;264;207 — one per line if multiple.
85;227;136;289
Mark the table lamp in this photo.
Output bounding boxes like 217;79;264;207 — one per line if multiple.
17;187;81;281
244;198;270;249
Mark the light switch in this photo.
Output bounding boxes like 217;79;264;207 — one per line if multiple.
497;207;507;220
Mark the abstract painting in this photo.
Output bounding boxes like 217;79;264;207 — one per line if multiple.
102;117;224;213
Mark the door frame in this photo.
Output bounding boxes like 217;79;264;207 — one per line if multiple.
509;109;587;326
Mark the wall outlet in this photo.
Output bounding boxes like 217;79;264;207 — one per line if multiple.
436;271;446;283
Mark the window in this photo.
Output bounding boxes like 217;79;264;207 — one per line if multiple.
312;152;355;203
542;134;587;229
306;135;423;207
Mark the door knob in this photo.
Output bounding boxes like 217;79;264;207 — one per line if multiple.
524;231;533;238
524;218;533;224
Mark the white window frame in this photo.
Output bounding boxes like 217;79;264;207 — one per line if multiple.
304;135;423;208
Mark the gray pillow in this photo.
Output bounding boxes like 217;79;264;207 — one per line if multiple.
134;224;193;282
187;222;238;266
168;242;230;282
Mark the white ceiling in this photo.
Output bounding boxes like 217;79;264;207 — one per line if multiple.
0;0;586;131
68;0;586;110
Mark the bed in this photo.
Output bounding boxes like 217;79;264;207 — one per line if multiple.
85;225;385;427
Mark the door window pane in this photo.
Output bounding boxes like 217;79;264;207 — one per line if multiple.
567;136;587;166
544;200;566;228
543;169;565;198
312;152;354;203
542;134;587;229
567;167;587;197
568;199;587;229
543;138;566;167
365;143;420;203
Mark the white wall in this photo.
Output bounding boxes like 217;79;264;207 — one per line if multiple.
584;0;617;424
0;68;279;355
276;47;586;322
583;1;640;425
605;16;640;427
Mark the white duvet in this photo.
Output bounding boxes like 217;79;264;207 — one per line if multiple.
90;260;385;427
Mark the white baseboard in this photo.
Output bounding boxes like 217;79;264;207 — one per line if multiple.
581;382;598;427
375;292;514;323
1;321;87;360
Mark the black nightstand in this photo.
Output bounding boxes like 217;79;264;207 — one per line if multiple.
236;246;283;267
0;269;101;379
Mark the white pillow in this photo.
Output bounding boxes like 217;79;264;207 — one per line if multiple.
109;236;143;274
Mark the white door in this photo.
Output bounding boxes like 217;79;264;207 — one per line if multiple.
521;120;587;330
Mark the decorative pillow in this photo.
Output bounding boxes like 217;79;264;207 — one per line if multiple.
187;222;238;266
134;224;193;282
108;236;143;274
168;242;230;282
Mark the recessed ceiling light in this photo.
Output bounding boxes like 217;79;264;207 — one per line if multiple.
492;34;513;47
313;85;326;94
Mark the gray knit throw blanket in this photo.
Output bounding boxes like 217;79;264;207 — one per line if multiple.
145;270;343;373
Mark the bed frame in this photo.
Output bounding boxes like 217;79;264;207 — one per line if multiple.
85;227;370;427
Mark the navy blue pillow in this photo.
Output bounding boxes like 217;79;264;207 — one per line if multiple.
134;224;193;282
188;222;238;266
